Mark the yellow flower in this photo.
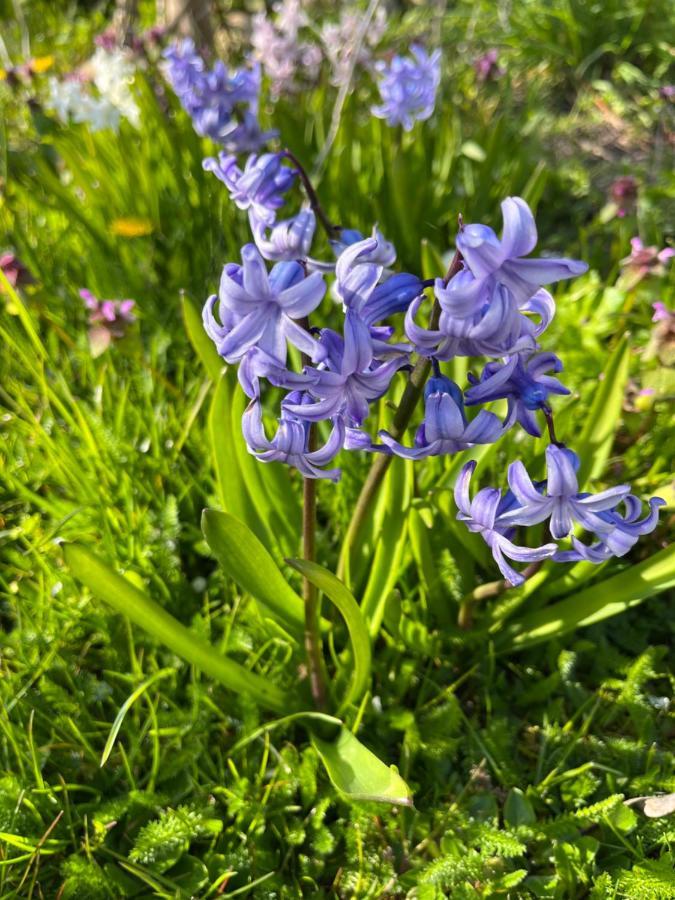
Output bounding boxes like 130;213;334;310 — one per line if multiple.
31;56;55;73
110;217;154;237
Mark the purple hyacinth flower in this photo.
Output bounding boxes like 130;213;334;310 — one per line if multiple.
406;277;548;359
465;352;570;436
202;244;326;366
498;445;632;539
203;152;296;225
456;197;588;306
307;226;397;274
283;311;409;426
454;461;557;585
379;374;507;459
334;236;423;327
243;394;345;481
249;208;316;261
553;495;665;563
372;45;441;131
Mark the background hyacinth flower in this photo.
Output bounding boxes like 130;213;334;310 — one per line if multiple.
456;197;588;305
251;0;322;99
609;175;638;217
283;311;409;426
80;288;135;356
203;153;297;226
163;39;273;149
249;209;316;261
321;6;388;88
554;496;666;563
47;76;121;132
465;352;570;436
88;47;140;128
372;45;441;131
379;374;507;459
455;461;558;585
243;395;344;481
499;445;632;539
203;244;326;366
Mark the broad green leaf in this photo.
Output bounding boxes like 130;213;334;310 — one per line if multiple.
287;559;372;712
500;545;675;652
201;509;305;638
229;385;299;557
181;294;223;381
576;334;631;486
360;457;414;637
64;543;290;712
209;373;269;546
504;788;536;826
313;727;413;806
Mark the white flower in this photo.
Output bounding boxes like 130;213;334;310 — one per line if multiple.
89;47;140;128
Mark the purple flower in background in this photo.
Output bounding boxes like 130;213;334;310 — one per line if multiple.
659;85;675;101
498;445;632;539
163;39;274;149
203;152;297;225
250;209;316;261
242;394;344;481
610;176;638;218
473;49;504;82
202;244;326;365
553;495;665;563
372;45;441;131
379;374;506;459
465;352;570;436
0;252;35;289
652;301;673;322
455;461;557;585
283;311;409;426
80;288;135;356
621;237;674;277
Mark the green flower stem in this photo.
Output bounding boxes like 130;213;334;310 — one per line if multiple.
283;148;339;241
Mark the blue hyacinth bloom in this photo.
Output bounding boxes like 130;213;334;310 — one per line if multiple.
163;39;274;150
203;152;297;226
249;209;316;261
379;374;507;459
454;460;558;585
282;311;409;426
372;45;441;131
465;351;570;436
243;394;345;481
203;244;326;366
498;445;632;539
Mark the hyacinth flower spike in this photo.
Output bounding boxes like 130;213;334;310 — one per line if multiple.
203;244;326;365
379;373;508;459
243;394;345;481
283;311;409;426
498;445;632;539
465;351;570;437
455;461;557;585
372;45;442;131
